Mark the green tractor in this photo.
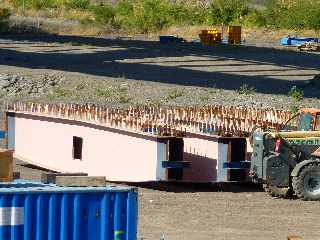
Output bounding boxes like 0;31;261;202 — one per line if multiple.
250;108;320;200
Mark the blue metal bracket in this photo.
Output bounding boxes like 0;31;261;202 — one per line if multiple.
223;161;251;169
162;161;191;169
0;131;6;139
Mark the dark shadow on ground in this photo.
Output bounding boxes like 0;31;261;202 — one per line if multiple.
14;158;263;193
1;33;319;97
16;163;57;172
121;181;264;193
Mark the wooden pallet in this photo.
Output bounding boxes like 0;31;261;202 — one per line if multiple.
298;43;320;52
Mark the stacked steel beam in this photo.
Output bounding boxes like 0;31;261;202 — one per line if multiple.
6;102;292;137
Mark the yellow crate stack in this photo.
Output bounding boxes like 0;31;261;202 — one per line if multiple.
228;26;241;44
199;29;222;45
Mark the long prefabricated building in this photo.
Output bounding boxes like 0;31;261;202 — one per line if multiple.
6;110;251;183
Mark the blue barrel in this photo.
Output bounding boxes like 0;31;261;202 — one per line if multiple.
0;181;138;240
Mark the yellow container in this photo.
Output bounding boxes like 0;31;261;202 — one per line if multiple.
228;26;241;32
200;29;222;45
228;26;241;44
0;149;13;182
202;29;219;35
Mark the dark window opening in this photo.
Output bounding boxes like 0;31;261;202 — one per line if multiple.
73;136;83;160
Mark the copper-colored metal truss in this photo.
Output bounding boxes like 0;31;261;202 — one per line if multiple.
7;102;292;137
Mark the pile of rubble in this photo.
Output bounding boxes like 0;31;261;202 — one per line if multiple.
0;74;63;95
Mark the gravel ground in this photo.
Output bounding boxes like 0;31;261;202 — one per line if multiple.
138;185;320;240
14;160;320;240
0;34;319;110
3;33;320;240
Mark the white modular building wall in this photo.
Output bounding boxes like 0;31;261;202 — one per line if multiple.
8;112;168;182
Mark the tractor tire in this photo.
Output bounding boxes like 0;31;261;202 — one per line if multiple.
292;162;320;201
263;184;292;199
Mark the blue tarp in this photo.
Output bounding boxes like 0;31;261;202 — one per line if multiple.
281;36;319;46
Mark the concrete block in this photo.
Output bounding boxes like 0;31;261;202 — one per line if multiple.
55;176;106;187
41;172;88;184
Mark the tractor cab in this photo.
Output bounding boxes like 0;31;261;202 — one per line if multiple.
281;108;320;132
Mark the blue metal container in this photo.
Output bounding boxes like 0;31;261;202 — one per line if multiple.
159;36;184;44
0;181;138;240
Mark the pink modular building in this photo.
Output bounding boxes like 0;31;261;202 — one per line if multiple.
7;111;250;183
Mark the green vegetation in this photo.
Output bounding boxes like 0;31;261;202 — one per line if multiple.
166;88;185;100
96;88;114;98
149;98;161;108
95;85;131;103
209;0;249;27
237;84;256;95
289;86;304;101
91;5;115;26
200;94;209;104
75;81;87;91
248;0;320;32
290;104;300;114
206;86;218;94
114;0;209;33
11;0;90;10
47;86;72;100
11;0;60;10
0;8;10;32
0;8;11;20
65;0;90;10
288;85;303;114
5;0;320;33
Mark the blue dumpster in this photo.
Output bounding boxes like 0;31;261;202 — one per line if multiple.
0;181;138;240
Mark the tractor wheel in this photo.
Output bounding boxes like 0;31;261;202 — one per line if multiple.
292;162;320;201
263;184;292;199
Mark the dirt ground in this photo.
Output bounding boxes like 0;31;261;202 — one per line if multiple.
138;185;320;240
3;33;320;240
14;160;320;240
0;34;319;109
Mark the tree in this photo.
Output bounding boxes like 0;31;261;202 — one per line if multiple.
0;8;10;32
308;3;320;35
209;0;249;36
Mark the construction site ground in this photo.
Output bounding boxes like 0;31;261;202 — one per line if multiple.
3;33;320;240
0;34;320;109
15;159;320;240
